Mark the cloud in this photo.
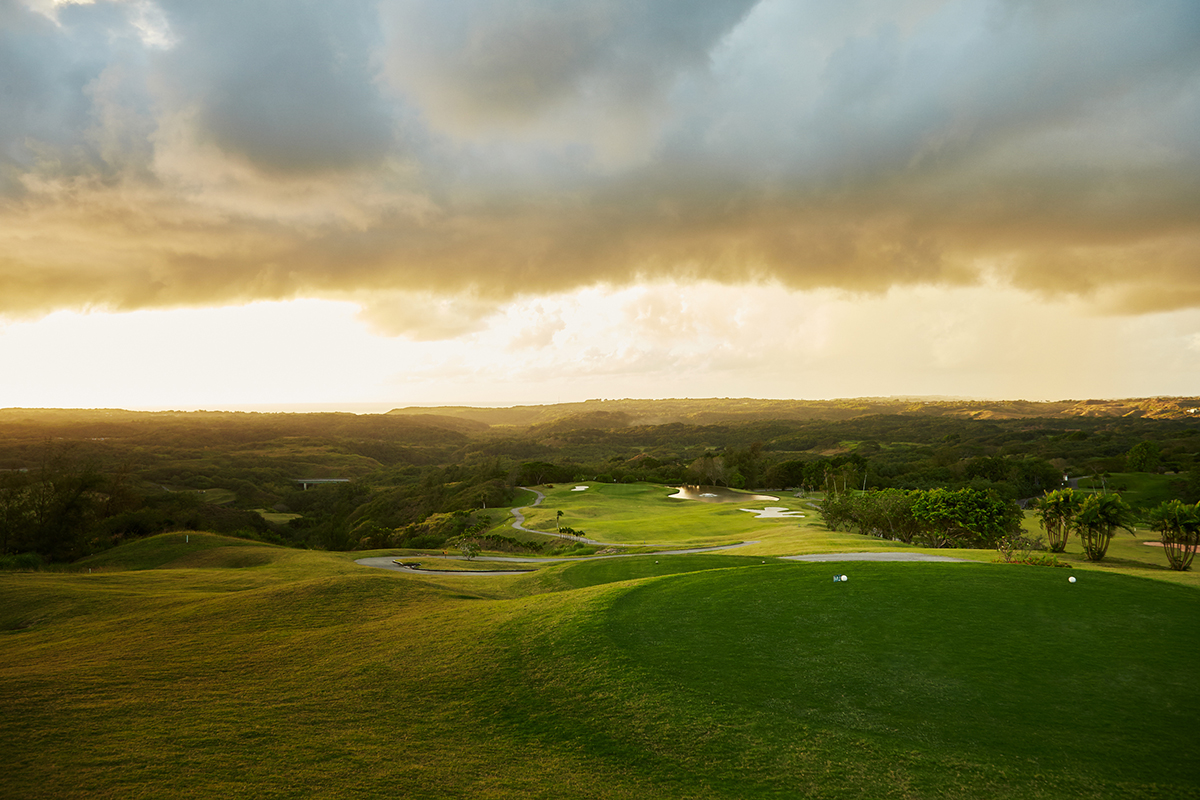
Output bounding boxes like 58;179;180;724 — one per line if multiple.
354;290;497;339
380;0;756;150
152;0;398;176
1;0;1198;332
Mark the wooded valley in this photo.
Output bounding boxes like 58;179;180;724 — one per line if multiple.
2;397;1198;562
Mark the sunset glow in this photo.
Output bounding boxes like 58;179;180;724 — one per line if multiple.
3;0;1198;409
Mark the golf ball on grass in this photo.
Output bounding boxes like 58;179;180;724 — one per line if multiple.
841;574;849;582
1069;576;1076;583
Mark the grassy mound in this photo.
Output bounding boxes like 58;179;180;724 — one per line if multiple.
547;553;774;590
473;562;1200;799
596;563;1200;794
75;531;287;571
2;545;1197;798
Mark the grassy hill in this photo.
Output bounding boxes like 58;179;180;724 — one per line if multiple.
388;396;1200;426
3;525;1198;799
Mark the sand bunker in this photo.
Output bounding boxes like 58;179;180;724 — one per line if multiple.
668;486;779;503
571;485;589;492
739;506;804;519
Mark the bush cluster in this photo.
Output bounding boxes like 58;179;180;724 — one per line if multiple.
820;487;1022;548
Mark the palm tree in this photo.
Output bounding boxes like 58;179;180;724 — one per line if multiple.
556;510;563;532
1146;500;1200;571
1035;488;1081;553
1073;493;1135;562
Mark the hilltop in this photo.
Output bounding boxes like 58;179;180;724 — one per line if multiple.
387;396;1200;427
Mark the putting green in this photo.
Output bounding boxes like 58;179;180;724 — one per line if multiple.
597;562;1200;792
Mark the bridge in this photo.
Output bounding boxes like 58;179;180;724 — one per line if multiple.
293;478;351;491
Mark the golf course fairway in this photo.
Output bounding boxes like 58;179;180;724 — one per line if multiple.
2;532;1198;798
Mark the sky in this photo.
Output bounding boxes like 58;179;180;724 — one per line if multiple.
1;0;1198;410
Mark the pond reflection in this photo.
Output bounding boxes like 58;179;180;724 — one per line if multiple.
668;485;779;503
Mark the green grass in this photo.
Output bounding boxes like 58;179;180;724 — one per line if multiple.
1074;472;1182;509
74;530;291;571
598;564;1199;794
519;482;809;547
4;514;1199;799
256;508;302;524
161;487;238;504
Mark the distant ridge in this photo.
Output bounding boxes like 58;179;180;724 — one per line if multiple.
387;396;1200;427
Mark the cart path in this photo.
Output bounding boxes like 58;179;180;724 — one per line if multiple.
357;547;972;575
509;486;630;546
355;540;762;574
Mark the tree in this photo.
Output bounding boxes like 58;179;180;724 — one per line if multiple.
1145;500;1199;571
1073;493;1135;562
1125;441;1161;473
1035;488;1081;553
874;489;922;544
459;538;481;560
817;484;853;532
0;470;32;555
556;510;563;532
688;453;726;486
911;488;1019;549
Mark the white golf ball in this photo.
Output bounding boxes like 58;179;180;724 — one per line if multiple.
1069;576;1076;583
841;574;849;582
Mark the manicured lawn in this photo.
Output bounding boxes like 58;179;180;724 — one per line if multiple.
1074;471;1183;508
3;516;1198;798
518;482;813;546
597;562;1200;795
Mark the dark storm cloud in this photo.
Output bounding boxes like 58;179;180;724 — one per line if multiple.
156;0;397;176
381;0;757;129
0;0;147;191
0;0;1198;328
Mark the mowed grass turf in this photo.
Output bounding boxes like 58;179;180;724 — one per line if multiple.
2;534;1198;798
517;482;813;546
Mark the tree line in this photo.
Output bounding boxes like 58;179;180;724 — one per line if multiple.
1;406;1197;562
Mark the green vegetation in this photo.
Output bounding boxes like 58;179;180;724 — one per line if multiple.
1074;493;1137;562
518;482;801;547
2;531;1197;798
2;401;1197;796
1034;488;1082;552
1146;499;1200;571
1;399;1197;565
1074;471;1184;507
819;486;1021;548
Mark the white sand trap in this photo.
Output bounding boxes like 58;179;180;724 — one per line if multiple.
740;506;804;519
669;486;779;503
572;485;589;491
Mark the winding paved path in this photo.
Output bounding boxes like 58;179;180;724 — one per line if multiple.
355;541;762;574
508;486;630;546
